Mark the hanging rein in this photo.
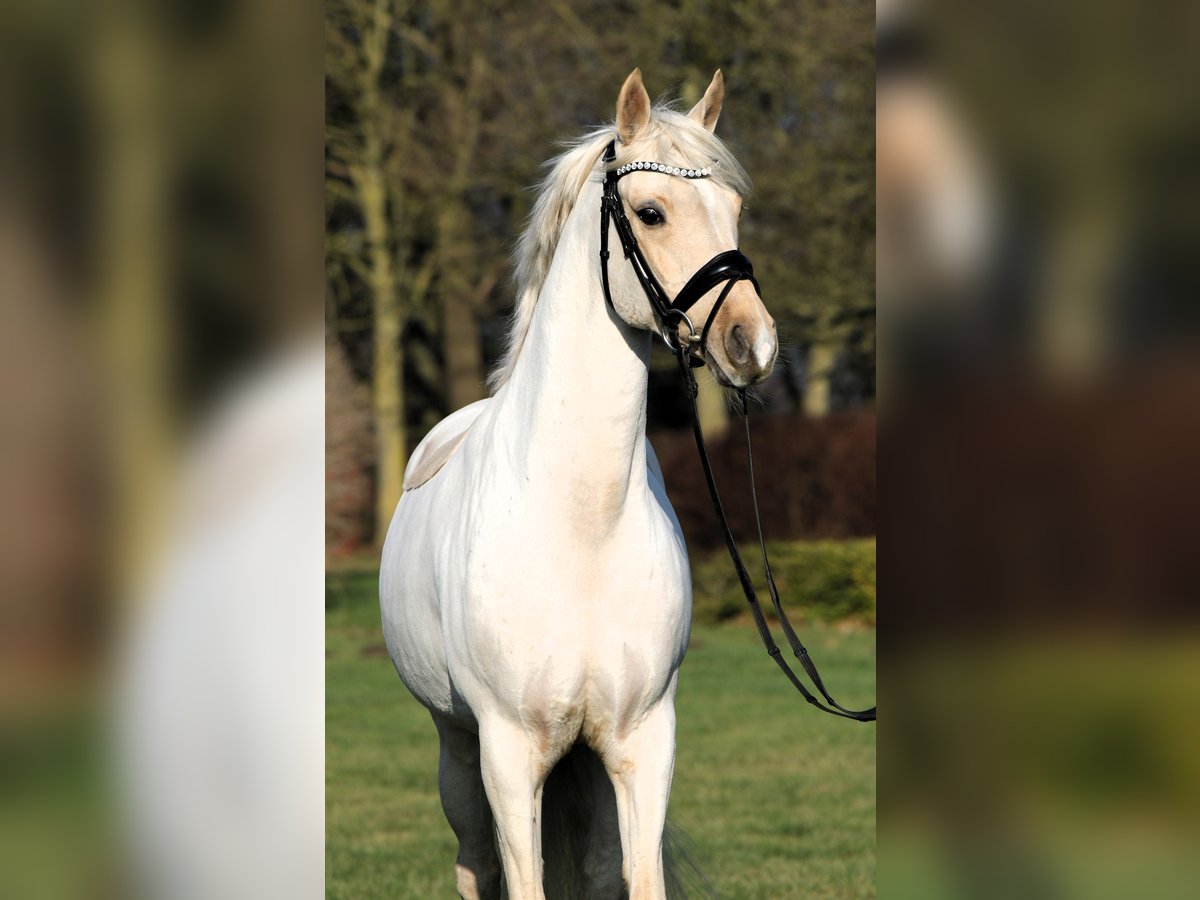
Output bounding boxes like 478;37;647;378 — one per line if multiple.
599;140;876;723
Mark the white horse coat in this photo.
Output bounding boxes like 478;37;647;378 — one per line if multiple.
381;69;776;900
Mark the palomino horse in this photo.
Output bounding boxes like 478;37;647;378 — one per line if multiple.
381;69;777;900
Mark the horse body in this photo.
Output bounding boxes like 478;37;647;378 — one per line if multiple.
383;170;690;720
381;69;775;900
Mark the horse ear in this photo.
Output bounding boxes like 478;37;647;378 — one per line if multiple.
687;69;724;132
616;68;652;144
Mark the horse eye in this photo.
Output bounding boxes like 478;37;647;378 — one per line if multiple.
636;207;664;227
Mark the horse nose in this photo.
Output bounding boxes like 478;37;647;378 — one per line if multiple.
723;318;777;383
725;324;751;365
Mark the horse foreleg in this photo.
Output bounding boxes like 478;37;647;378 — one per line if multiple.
434;716;501;900
478;716;552;900
605;702;676;900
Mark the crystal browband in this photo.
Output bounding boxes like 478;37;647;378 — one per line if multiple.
614;160;714;179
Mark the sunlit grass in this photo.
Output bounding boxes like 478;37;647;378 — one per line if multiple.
327;568;876;898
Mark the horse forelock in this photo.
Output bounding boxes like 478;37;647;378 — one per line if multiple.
486;106;750;393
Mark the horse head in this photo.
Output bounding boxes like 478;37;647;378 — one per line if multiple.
605;68;778;388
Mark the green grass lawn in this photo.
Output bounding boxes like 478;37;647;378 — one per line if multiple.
327;567;876;898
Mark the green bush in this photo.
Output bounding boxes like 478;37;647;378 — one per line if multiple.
690;538;876;627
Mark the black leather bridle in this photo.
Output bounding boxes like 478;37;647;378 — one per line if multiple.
599;140;760;361
598;138;876;723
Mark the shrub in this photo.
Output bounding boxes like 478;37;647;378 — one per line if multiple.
690;539;876;626
650;409;876;552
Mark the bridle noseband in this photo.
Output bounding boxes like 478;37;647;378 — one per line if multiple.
599;140;760;363
597;137;876;724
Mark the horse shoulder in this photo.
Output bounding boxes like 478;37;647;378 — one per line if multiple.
403;398;491;491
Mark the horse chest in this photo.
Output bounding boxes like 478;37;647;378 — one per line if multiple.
449;535;689;744
474;624;679;755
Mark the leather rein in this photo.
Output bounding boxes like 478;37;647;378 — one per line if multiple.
598;139;876;723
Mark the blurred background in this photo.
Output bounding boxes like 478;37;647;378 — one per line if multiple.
1;0;323;897
878;0;1200;896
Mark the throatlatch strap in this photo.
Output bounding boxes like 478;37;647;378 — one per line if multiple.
675;353;876;723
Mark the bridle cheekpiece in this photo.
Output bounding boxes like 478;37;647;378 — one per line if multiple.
599;139;760;365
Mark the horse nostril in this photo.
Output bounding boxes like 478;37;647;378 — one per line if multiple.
725;323;751;365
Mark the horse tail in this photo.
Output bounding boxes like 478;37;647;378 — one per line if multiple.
539;745;714;899
539;745;598;899
663;819;716;900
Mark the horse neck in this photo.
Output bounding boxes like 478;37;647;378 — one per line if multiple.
500;179;653;525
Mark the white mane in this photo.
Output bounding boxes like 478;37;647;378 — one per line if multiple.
487;106;751;392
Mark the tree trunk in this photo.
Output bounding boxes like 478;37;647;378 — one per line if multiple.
437;203;485;409
439;46;488;409
804;342;837;417
98;20;173;593
1037;199;1115;380
443;292;483;408
361;148;405;544
357;0;406;545
697;368;730;436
